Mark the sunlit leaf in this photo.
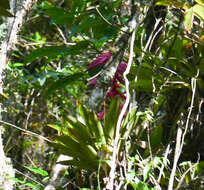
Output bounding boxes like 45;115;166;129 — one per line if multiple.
24;166;48;177
195;0;204;7
193;4;204;20
143;164;152;182
184;7;194;31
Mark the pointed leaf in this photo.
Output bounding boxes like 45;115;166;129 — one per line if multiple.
47;124;68;135
150;124;163;150
78;104;106;144
45;72;85;96
184;7;194;31
56;136;98;161
65;117;93;145
0;8;13;17
24;166;48;177
44;7;74;25
0;0;10;9
195;0;204;7
24;46;69;63
193;4;204;20
104;97;120;141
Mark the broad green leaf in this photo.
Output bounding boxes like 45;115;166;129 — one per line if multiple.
24;166;48;177
65;118;93;145
150;124;163;150
55;136;98;161
77;104;105;144
87;110;106;144
104;97;120;141
184;7;194;31
45;72;85;96
44;7;74;25
195;0;204;7
0;8;13;17
0;0;9;9
193;4;204;20
47;124;69;135
24;46;69;63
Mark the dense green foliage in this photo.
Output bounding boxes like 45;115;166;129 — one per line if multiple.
1;0;204;189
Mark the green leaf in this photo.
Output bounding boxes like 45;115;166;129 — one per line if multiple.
8;177;38;189
184;7;194;31
195;0;204;7
59;158;97;170
24;46;69;63
77;104;106;144
143;163;152;182
55;135;98;162
0;7;13;17
65;117;93;145
44;7;74;25
24;166;48;177
0;0;10;9
104;97;120;141
130;181;154;190
8;177;26;184
47;124;69;135
150;124;163;150
193;4;204;20
45;72;85;96
155;0;171;6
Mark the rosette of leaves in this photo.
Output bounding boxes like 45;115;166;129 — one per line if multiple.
47;97;141;172
47;98;121;171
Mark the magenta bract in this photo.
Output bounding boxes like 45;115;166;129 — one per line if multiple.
87;51;111;70
97;111;105;120
87;77;97;86
116;61;127;74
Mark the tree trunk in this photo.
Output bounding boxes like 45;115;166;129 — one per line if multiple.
0;0;34;189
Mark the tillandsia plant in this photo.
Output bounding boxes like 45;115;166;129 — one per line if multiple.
47;49;140;183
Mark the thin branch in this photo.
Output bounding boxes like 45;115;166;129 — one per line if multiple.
175;162;198;190
95;7;129;35
107;17;137;190
0;120;53;143
157;144;170;183
168;126;182;190
14;169;45;187
95;7;113;26
168;74;197;190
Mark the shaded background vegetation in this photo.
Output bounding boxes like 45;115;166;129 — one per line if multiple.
0;0;204;189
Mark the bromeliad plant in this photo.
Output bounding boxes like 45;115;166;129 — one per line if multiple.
47;97;139;173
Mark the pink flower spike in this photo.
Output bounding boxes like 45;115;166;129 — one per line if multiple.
97;111;105;120
87;77;97;86
113;73;124;84
106;88;119;98
87;51;111;70
116;61;127;74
